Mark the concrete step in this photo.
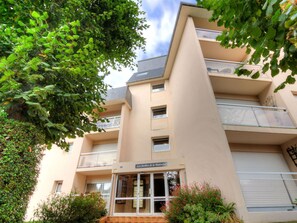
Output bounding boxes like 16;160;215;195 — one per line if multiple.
100;216;168;223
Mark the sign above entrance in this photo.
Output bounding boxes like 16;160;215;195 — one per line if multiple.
135;162;168;169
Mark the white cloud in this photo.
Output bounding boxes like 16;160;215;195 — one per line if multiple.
105;0;196;88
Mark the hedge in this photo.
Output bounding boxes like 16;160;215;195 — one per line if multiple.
0;112;45;222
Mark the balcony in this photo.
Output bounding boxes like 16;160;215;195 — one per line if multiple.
97;116;120;129
196;28;247;62
217;103;295;129
77;150;117;169
237;172;297;211
219;103;297;144
196;28;221;41
206;59;268;79
206;59;271;95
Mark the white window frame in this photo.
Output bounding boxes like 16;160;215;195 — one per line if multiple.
54;181;63;194
152;137;170;152
152;83;165;93
152;106;167;119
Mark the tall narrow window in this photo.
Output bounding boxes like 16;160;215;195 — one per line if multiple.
152;83;165;93
153;137;170;152
54;181;63;194
152;106;167;119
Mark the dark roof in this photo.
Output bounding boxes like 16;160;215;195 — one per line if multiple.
106;86;132;107
127;67;164;84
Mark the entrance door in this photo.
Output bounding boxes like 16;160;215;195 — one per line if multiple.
114;171;180;215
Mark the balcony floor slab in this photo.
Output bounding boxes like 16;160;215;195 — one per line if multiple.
224;125;297;145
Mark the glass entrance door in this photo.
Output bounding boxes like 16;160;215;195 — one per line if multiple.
114;171;180;215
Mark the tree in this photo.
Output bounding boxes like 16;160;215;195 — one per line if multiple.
0;0;147;222
0;0;148;149
198;0;297;91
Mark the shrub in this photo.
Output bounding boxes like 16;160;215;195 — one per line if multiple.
34;193;106;223
163;182;242;223
0;116;45;223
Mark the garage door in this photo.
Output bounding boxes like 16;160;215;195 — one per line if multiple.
232;152;297;211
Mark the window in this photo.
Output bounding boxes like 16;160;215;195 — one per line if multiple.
86;182;111;208
54;181;63;194
152;83;165;92
152;106;167;119
153;137;170;152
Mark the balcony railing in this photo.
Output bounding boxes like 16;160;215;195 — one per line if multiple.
97;116;120;129
205;59;268;79
237;172;297;211
77;150;117;168
217;103;296;128
196;28;221;41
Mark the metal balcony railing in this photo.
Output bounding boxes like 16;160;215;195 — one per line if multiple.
237;172;297;211
217;103;296;128
196;28;222;41
205;59;268;79
77;150;117;168
97;116;120;129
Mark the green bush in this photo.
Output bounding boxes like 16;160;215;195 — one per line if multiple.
163;183;242;223
0;115;45;223
33;193;106;223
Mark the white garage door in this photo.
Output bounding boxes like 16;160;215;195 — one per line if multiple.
232;152;297;211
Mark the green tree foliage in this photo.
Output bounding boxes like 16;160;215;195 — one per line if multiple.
0;0;148;149
33;193;106;223
198;0;297;91
163;183;242;223
0;114;45;223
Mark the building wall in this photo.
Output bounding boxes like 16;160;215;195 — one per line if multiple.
168;17;249;220
25;137;84;220
119;82;176;163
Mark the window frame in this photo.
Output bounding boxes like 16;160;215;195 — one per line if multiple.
152;137;170;152
152;83;165;93
152;106;167;119
54;181;63;194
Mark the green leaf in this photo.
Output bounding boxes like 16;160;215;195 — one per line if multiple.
7;54;17;63
286;75;296;84
251;71;260;79
31;11;40;19
252;27;262;39
262;63;269;73
266;27;276;39
266;0;277;16
291;12;297;21
18;21;25;27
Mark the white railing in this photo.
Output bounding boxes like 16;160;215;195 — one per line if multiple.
97;116;121;129
237;172;297;211
217;103;296;128
205;59;268;79
77;150;117;168
196;28;222;41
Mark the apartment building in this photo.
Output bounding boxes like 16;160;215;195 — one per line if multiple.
26;3;297;223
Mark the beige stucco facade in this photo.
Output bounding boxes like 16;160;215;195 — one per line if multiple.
26;4;297;223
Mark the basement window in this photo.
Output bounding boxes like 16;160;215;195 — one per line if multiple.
152;106;167;119
152;83;165;93
153;137;170;152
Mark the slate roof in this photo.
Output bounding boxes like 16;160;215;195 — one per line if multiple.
127;55;167;84
106;86;132;107
127;67;164;83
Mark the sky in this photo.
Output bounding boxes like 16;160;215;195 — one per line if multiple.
104;0;197;88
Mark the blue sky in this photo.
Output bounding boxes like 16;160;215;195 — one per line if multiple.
104;0;197;88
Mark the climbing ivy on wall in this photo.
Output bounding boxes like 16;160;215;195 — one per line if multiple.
0;111;45;223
